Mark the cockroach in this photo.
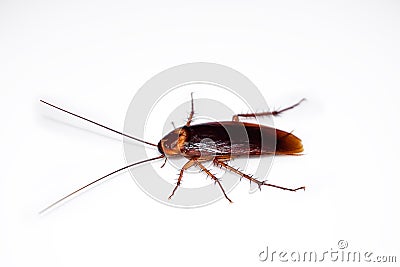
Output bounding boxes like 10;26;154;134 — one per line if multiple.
39;94;305;213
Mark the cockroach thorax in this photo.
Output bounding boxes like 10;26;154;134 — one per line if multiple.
158;127;188;156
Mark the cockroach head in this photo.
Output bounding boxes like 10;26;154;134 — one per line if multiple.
157;127;188;156
157;140;165;155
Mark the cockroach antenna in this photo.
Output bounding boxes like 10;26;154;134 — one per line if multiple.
39;100;164;214
39;155;164;214
40;100;157;147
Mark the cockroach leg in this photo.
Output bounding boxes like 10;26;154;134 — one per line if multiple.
214;159;305;192
196;161;233;203
160;157;168;168
232;98;306;121
259;181;305;192
213;159;262;185
185;92;195;126
168;159;196;199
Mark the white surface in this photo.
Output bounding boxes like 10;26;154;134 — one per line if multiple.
1;1;399;266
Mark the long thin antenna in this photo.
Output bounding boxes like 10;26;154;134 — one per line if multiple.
40;100;157;147
39;155;164;214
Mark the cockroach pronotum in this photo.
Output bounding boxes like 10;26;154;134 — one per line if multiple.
39;94;305;213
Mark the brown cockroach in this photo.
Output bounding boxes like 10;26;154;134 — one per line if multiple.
39;94;305;213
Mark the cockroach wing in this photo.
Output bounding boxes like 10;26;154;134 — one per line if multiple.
275;128;303;154
182;121;303;158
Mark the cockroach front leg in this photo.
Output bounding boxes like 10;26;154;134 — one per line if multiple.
195;161;233;203
214;159;305;192
168;159;196;199
185;92;195;126
232;98;306;122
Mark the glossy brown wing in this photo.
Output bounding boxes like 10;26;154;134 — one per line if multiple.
275;128;303;154
182;121;303;158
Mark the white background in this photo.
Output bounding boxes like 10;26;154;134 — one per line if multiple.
1;0;399;266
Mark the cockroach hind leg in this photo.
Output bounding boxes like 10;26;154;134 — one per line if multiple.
232;98;306;121
272;98;306;116
259;181;306;192
216;159;306;193
214;160;262;187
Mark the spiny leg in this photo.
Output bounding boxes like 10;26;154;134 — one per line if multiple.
232;98;306;122
168;159;196;199
214;159;305;192
196;161;233;203
185;92;195;126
